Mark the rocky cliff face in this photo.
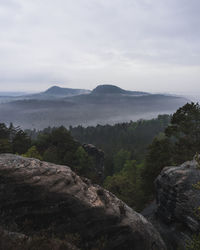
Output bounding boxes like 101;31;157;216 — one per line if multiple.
83;143;104;182
143;157;200;250
0;154;166;250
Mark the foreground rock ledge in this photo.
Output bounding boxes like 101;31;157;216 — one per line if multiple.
0;154;166;250
143;157;200;250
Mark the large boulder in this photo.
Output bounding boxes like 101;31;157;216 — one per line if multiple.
0;154;166;250
144;157;200;250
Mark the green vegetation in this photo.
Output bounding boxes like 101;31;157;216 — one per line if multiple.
0;123;31;154
1;102;200;212
104;160;145;210
186;234;200;250
71;102;200;208
165;102;200;164
142;102;200;198
22;146;42;160
0;124;96;181
70;114;171;208
70;114;171;175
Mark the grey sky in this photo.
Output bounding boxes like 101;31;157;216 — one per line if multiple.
0;0;200;94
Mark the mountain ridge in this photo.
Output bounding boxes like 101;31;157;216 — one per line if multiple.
43;85;91;96
0;84;189;129
91;84;149;96
0;84;185;100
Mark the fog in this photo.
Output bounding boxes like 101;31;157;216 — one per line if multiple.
0;91;188;129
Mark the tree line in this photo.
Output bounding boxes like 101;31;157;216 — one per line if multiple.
71;102;200;210
1;102;200;212
0;124;97;182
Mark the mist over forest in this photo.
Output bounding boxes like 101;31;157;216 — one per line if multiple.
0;85;188;129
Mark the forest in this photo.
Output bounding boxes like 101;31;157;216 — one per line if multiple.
0;102;200;212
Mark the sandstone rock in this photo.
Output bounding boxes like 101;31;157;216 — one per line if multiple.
144;157;200;250
0;154;166;250
83;143;104;182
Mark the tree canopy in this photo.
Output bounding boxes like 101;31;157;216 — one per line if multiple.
142;102;200;197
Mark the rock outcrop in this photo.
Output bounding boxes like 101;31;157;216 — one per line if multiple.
0;154;166;250
83;143;104;182
143;157;200;250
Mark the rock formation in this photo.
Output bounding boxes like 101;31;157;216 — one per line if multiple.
143;157;200;250
0;154;166;250
83;143;104;182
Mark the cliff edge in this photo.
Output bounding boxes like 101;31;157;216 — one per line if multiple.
0;154;166;250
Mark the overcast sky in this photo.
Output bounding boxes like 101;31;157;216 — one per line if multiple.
0;0;200;94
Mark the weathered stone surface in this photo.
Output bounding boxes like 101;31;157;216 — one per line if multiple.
83;143;104;182
0;154;166;250
144;158;200;250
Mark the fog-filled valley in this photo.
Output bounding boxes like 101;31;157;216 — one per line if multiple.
1;101;200;250
0;85;188;129
1;85;200;250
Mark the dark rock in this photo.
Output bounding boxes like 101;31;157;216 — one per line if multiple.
0;154;166;250
0;228;29;241
83;143;104;182
0;227;79;250
143;157;200;250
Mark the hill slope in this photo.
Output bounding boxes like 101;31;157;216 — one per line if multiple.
43;86;90;96
0;84;188;129
92;84;148;96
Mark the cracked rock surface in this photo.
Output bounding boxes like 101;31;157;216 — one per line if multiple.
143;158;200;250
0;154;166;250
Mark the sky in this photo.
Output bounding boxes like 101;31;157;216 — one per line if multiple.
0;0;200;95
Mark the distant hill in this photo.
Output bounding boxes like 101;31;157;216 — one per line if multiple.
0;85;147;102
0;91;28;97
92;85;148;96
5;86;91;102
0;92;30;104
0;84;189;129
43;86;90;96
